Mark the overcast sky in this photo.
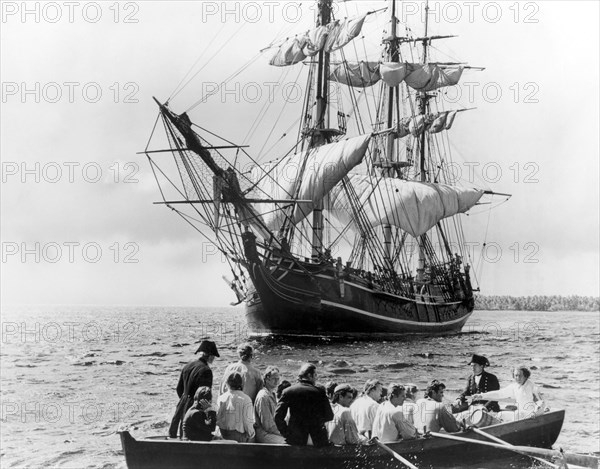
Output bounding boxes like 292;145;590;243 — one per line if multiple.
1;1;598;307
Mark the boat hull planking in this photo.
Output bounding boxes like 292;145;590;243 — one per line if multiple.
120;410;565;469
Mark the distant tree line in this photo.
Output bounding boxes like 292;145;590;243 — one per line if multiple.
474;295;599;312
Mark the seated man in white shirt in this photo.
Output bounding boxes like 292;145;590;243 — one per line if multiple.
350;379;382;438
216;372;255;442
372;384;418;442
472;365;545;422
414;380;461;434
326;384;367;445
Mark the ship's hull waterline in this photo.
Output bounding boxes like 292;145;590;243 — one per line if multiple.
244;255;473;338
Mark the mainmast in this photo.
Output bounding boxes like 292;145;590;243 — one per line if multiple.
418;0;430;183
315;0;332;134
415;0;459;281
311;0;333;260
382;0;400;270
416;0;431;281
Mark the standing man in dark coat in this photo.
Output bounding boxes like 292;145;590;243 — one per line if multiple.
168;340;220;438
452;354;500;413
274;363;333;446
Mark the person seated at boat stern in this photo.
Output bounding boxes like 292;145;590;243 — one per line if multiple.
220;343;263;403
326;384;367;445
414;381;461;433
472;366;545;422
372;384;418;442
274;363;333;447
182;386;217;441
169;340;220;438
452;354;500;414
217;372;256;442
254;366;286;444
350;379;383;438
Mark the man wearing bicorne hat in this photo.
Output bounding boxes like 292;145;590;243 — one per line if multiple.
452;354;500;414
168;340;220;438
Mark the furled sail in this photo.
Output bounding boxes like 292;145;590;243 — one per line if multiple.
329;61;381;87
327;174;483;237
380;62;464;91
250;135;371;231
269;14;368;67
396;110;459;138
429;110;458;133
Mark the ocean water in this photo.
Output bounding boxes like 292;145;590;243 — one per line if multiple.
0;307;598;468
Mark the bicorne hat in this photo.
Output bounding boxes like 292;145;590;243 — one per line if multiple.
468;354;490;367
195;340;220;357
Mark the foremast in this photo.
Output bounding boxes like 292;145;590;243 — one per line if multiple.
152;98;274;245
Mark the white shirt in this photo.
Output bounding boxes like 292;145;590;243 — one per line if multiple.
326;403;362;445
220;361;263;403
372;401;417;442
216;390;255;438
350;395;379;435
479;379;544;419
413;398;461;433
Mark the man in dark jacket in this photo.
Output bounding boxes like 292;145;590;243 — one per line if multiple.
452;354;500;413
168;340;220;438
274;363;333;446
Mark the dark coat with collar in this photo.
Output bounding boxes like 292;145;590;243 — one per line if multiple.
274;380;334;446
169;357;213;438
453;370;500;413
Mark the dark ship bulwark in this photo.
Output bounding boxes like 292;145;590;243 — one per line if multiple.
243;232;474;337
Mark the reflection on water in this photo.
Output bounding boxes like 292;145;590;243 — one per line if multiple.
1;307;598;468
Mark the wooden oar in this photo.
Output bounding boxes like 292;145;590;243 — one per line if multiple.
430;432;599;469
374;439;419;469
471;426;558;469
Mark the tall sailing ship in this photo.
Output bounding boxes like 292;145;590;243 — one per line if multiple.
144;0;509;337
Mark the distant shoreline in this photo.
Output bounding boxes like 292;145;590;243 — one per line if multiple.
474;294;599;312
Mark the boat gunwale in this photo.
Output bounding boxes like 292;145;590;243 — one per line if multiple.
120;409;565;451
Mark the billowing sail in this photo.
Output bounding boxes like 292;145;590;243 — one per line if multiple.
269;37;309;67
379;62;410;87
380;62;464;91
270;14;368;67
327;174;483;237
250;135;371;231
324;14;368;52
329;61;381;87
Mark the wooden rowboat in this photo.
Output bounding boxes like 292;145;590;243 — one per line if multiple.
120;410;566;469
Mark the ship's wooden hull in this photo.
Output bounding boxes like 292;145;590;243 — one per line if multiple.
119;410;566;469
244;254;474;338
